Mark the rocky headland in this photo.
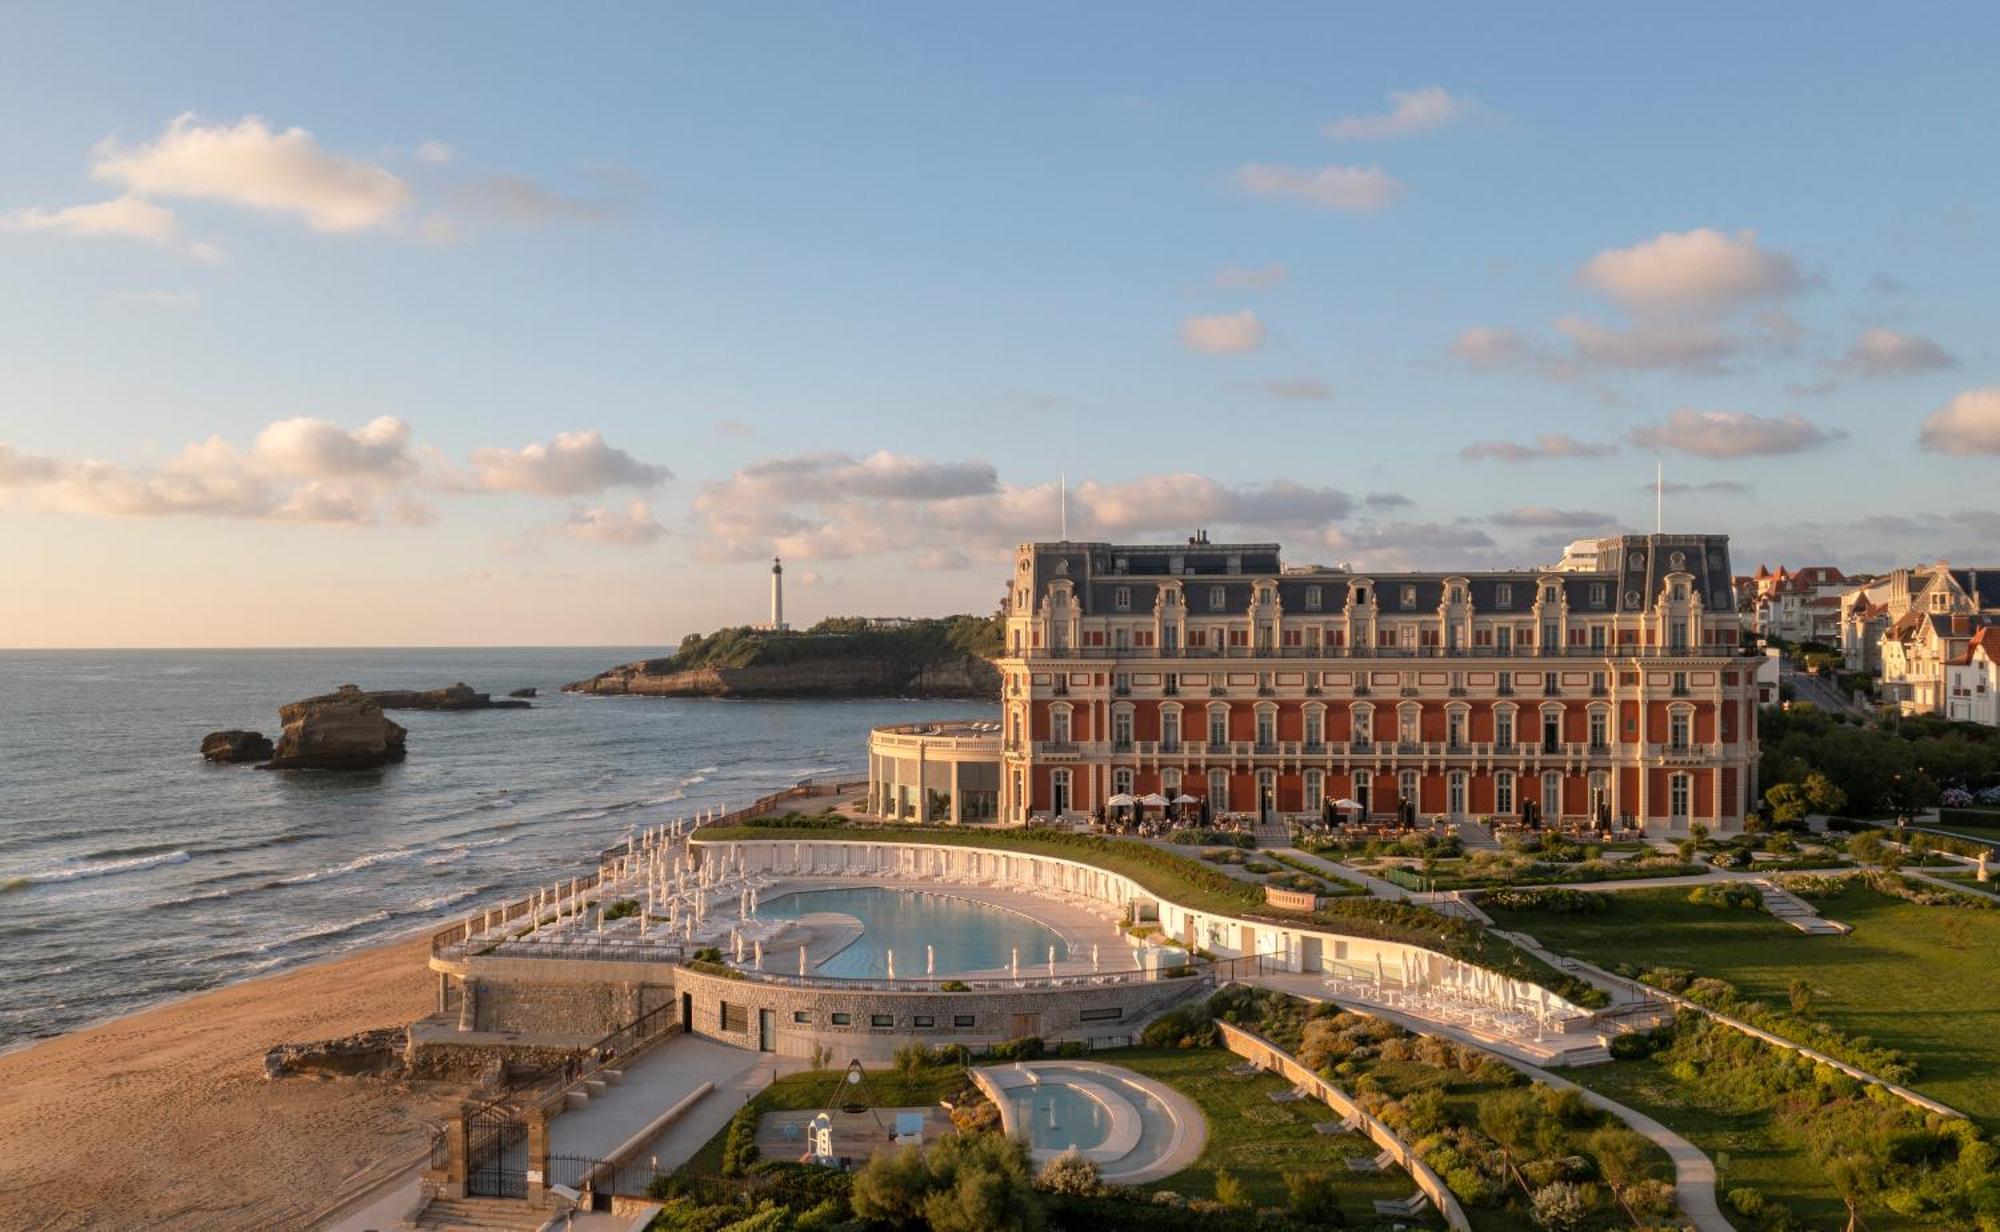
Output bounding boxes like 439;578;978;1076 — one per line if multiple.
566;614;1002;699
357;682;531;711
200;729;274;763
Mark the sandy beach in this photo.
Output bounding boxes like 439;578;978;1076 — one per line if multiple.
0;932;460;1232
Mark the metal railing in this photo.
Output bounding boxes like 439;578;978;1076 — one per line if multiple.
1024;643;1752;662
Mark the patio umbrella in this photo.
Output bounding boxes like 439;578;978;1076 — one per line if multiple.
1107;792;1137;807
1139;793;1169;807
1171;793;1200;805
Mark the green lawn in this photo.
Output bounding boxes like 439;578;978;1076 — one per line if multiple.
1097;1045;1431;1223
1924;824;2000;847
1569;1057;1928;1231
1488;886;2000;1129
1927;869;2000;899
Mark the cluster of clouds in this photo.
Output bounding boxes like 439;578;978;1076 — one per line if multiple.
1177;87;1492;397
1447;225;1990;462
0;113;614;262
0;420;668;542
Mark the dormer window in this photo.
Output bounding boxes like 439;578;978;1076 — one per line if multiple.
1590;583;1607;609
1496;583;1513;610
1209;586;1225;610
1258;586;1273;605
1401;584;1417;609
1355;586;1370;605
1543;586;1558;604
1114;586;1131;611
1305;585;1322;611
1164;589;1178;606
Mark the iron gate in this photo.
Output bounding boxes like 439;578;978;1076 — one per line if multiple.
466;1104;527;1198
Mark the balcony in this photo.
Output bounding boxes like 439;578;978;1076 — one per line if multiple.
1036;741;1079;757
1207;740;1230;754
1112;685;1131;697
1015;643;1756;664
1112;739;1133;754
1254;741;1278;755
1651;742;1719;764
1159;740;1182;754
1448;686;1468;697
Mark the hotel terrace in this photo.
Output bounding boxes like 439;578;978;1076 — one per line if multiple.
879;532;1763;834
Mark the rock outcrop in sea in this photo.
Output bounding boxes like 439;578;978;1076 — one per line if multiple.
356;682;531;711
199;730;274;763
261;687;408;771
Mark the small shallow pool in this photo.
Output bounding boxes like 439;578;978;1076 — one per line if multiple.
977;1061;1199;1183
758;886;1068;978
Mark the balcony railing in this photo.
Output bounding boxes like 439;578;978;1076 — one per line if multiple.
1021;643;1752;662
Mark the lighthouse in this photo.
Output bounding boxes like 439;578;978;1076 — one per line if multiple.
769;557;788;631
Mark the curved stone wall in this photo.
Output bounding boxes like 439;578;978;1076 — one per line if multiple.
694;836;1589;1022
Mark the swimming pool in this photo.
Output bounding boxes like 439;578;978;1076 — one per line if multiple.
976;1061;1201;1183
1005;1072;1112;1151
758;886;1068;978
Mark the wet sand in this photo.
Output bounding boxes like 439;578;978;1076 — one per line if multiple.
0;933;458;1232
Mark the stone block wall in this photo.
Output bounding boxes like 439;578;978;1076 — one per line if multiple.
469;975;676;1038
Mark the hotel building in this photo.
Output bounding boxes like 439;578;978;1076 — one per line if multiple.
990;532;1761;834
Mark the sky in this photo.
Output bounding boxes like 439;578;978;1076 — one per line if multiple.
2;4;1997;648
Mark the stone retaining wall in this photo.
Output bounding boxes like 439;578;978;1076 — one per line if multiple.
1215;1020;1472;1232
669;962;1207;1062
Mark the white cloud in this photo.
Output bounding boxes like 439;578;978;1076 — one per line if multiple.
1234;164;1402;212
912;547;971;571
92;114;410;233
714;419;757;438
470;430;670;496
1919;388;2000;455
1577;228;1801;315
1459;433;1617;462
1450;326;1530;369
1213;263;1288;290
1322;520;1497;570
254;416;414;478
0;195;180;244
1078;475;1352;533
556;500;664;545
1239;377;1331;401
1837;327;1956;377
414;140;456;165
1323;87;1483;140
1491;506;1617;529
1630;409;1844;458
1553;316;1737;373
0;444;64;486
1180;310;1265;354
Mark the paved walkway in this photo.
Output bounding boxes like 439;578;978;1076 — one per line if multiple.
549;1034;768;1162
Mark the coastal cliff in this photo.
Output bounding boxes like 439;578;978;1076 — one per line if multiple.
262;687;408;770
566;614;1002;699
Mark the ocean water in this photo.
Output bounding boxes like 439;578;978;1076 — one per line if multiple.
0;649;994;1049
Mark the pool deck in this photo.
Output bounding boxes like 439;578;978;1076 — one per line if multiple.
974;1060;1206;1184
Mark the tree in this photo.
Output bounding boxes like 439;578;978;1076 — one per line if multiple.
1477;1089;1542;1196
1788;979;1813;1015
1035;1148;1101;1197
1821;1151;1882;1232
852;1132;1044;1232
1586;1125;1653;1225
1285;1170;1346;1225
1802;770;1848;816
1765;782;1809;829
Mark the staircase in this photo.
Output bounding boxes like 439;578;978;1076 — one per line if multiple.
1251;817;1292;847
417;1196;550;1231
1454;820;1502;852
1756;882;1851;934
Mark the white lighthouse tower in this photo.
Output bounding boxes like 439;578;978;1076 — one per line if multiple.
768;557;788;631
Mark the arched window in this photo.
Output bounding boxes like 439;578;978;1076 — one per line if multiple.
1540;704;1563;753
1397;703;1421;749
1447;770;1467;817
1049;704;1072;746
1254;704;1277;751
1112;767;1134;796
1588;705;1610;752
1050;768;1072;815
1542;771;1563;819
1162;767;1182;799
1494;704;1517;751
1398;769;1419;806
1496;770;1516;816
1669;772;1691;821
1256;769;1277;815
1303;703;1326;750
1207;768;1230;812
1206;704;1229;750
1446;704;1469;751
1159;704;1183;753
1304;769;1325;813
1668;705;1693;751
1588;770;1610;820
1350;704;1374;751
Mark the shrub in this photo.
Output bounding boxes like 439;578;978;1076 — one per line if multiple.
936;980;970;992
1035;1147;1102;1196
720;1104;760;1177
1687;882;1763;910
1140;1005;1216;1050
1529;1181;1593;1231
601;897;640;921
987;1036;1045;1062
850;1130;1043;1232
1284;1170;1345;1225
1211;1167;1248;1209
1484;887;1610;914
1442;1165;1495;1207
